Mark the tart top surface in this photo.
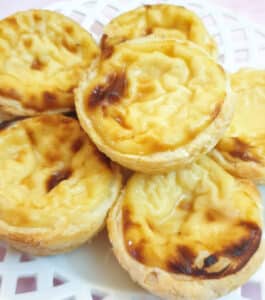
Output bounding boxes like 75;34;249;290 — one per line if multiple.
121;156;262;278
81;39;226;156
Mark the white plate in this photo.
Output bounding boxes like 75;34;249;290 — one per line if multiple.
0;0;265;299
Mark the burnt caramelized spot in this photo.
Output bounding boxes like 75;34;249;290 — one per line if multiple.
100;34;114;59
23;38;32;48
88;72;127;108
224;221;261;259
205;209;226;222
166;221;262;278
0;117;27;130
43;91;58;109
0;88;22;100
62;38;78;53
144;4;152;9
145;28;153;35
6;17;18;27
178;200;193;212
229;138;259;163
123;208;145;262
71;137;84;153
31;57;45;70
94;149;111;169
203;255;218;268
63;111;78;119
64;25;73;34
25;128;36;145
168;246;196;275
114;114;132;130
211;101;223;120
46;168;72;192
33;13;42;22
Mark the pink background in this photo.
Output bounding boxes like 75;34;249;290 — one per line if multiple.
0;0;264;25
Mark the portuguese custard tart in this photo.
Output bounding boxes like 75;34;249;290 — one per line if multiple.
0;114;121;255
211;69;265;183
108;155;265;300
76;38;232;173
0;10;99;116
101;4;217;57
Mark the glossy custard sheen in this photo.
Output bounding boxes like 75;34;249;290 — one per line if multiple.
216;70;265;165
0;115;117;229
85;39;226;156
0;10;99;113
103;4;217;56
122;156;262;278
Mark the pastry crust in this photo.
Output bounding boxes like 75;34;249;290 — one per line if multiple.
102;4;217;57
76;38;232;173
211;69;265;183
0;115;122;255
107;156;265;300
0;10;99;116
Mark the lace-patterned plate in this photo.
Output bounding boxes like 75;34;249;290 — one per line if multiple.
0;0;264;299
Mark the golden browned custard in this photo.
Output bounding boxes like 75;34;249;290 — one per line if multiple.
0;10;99;115
121;156;262;278
0;115;121;255
213;69;265;183
76;38;229;172
102;4;217;57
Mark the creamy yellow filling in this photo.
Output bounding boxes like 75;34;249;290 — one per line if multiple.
0;116;115;229
86;39;226;155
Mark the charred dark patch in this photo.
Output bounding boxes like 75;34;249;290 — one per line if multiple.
178;200;193;212
144;4;152;9
100;34;114;59
127;239;145;263
88;72;127;108
229;138;259;163
31;57;45;70
64;25;73;34
205;209;226;222
6;17;18;26
166;221;261;279
62;38;78;53
203;255;218;268
211;101;223;120
145;28;153;35
122;207;145;263
0;88;22;100
63;111;78;119
23;38;33;48
33;13;42;22
43;91;58;109
71;137;84;153
45;151;60;164
25;128;37;145
114;114;131;129
169;246;196;275
0;117;26;130
94;149;111;169
46;168;72;192
224;221;261;259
